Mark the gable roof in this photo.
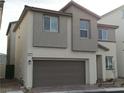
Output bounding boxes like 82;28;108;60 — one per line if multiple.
60;1;100;19
102;5;124;17
98;43;109;51
13;5;72;32
97;24;119;29
6;21;17;35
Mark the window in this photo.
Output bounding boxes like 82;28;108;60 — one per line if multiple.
43;15;58;32
106;56;113;70
122;10;124;18
98;29;108;40
80;20;90;38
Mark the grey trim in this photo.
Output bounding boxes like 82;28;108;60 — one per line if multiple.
62;4;98;52
98;40;116;43
33;12;68;48
72;17;97;52
32;57;88;61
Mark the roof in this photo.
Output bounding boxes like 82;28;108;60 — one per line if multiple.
98;43;109;51
97;24;119;29
102;5;124;17
13;5;72;32
0;0;4;8
0;53;6;55
60;1;100;19
6;21;17;35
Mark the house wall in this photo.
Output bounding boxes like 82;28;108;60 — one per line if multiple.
97;42;117;80
0;54;6;79
62;5;98;52
7;23;16;65
14;6;110;88
98;8;124;77
7;33;10;64
33;12;68;48
14;9;118;89
15;11;32;88
98;27;116;42
22;10;98;88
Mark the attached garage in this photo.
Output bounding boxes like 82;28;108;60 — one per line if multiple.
33;60;85;87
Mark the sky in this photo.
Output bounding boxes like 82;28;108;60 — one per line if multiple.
0;0;124;54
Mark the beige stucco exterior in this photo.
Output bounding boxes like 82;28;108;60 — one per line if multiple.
7;22;16;65
13;1;118;89
98;6;124;78
15;11;32;88
96;42;117;80
15;11;98;88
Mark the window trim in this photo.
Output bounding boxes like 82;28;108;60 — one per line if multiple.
43;14;59;33
106;56;113;70
80;19;91;39
98;29;108;41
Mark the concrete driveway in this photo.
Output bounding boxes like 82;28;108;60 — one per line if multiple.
0;79;23;93
32;87;124;93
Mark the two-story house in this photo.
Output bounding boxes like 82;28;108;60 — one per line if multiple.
7;1;118;89
98;5;124;78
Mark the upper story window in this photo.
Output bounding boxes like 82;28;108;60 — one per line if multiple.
43;15;58;32
106;56;113;70
122;10;124;18
98;29;108;40
80;20;90;38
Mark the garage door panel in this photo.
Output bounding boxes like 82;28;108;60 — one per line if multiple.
33;60;85;87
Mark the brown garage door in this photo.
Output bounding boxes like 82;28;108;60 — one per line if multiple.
33;60;85;87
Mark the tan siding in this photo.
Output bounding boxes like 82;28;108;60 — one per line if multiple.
63;5;98;52
33;12;68;48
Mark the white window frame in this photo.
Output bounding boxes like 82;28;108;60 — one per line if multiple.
43;15;58;32
106;56;113;70
99;29;108;40
80;20;90;38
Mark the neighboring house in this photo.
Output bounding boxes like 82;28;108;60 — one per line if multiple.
0;53;6;79
0;0;4;28
97;24;118;81
98;5;124;78
7;1;118;89
6;21;17;65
